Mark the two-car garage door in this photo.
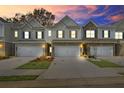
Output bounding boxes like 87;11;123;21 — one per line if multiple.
90;46;113;57
17;46;44;57
54;45;80;57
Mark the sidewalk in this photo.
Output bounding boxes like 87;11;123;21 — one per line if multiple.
0;77;124;88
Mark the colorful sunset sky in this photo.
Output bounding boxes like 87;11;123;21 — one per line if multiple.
0;5;124;25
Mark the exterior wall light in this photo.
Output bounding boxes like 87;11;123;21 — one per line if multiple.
0;44;3;48
80;44;83;48
42;44;46;48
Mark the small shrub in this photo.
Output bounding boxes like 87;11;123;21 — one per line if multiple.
32;56;54;62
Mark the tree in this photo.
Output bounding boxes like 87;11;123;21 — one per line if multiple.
4;8;55;26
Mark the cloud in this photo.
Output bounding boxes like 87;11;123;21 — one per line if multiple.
108;14;124;22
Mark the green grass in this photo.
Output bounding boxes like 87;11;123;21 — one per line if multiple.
0;75;38;81
88;59;123;68
17;61;51;69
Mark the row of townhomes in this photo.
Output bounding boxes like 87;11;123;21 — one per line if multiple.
0;15;124;57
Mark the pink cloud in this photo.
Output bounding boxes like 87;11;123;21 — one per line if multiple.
108;15;124;22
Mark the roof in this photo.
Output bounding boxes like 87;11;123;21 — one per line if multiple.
0;17;8;23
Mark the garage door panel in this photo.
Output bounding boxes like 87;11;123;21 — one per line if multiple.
17;46;43;57
90;46;113;57
54;45;80;57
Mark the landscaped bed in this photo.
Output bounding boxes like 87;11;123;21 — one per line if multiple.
0;56;10;60
17;56;53;69
0;75;38;81
88;58;123;68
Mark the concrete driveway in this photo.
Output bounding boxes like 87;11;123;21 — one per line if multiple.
0;57;44;76
38;57;120;79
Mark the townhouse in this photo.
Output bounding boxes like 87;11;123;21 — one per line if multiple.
0;15;124;57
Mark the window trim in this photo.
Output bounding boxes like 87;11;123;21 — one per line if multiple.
71;30;76;38
48;30;52;37
86;30;95;38
14;30;18;38
115;32;123;39
58;30;63;38
24;31;30;39
103;30;109;38
36;31;42;39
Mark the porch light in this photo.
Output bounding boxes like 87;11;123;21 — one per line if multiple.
42;44;46;48
80;44;83;48
0;44;3;48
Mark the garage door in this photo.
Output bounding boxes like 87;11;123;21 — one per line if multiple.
17;46;44;57
54;45;80;57
90;46;113;57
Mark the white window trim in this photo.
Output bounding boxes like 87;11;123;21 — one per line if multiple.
58;30;63;38
48;30;52;37
104;30;109;38
14;31;18;38
71;30;76;38
24;31;30;39
37;31;42;39
115;32;123;39
86;30;95;38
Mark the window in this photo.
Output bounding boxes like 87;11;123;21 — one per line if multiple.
86;30;95;38
48;30;52;37
71;30;76;38
37;31;42;39
14;31;18;38
24;31;30;39
115;32;123;39
49;47;52;53
58;30;63;38
104;30;109;38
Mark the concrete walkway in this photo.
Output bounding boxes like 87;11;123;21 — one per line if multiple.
0;57;45;76
38;57;120;79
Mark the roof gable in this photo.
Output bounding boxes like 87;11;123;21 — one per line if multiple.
54;15;80;28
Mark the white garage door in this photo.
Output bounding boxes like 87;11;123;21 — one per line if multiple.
17;46;44;57
90;46;113;57
54;45;80;57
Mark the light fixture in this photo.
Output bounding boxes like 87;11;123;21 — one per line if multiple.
80;44;83;48
0;44;3;48
42;44;46;48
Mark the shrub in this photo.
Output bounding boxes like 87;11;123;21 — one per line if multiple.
32;56;54;62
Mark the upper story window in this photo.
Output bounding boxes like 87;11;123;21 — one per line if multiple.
24;31;30;39
48;30;52;37
103;30;109;38
58;30;63;38
86;30;95;38
115;32;123;39
36;31;42;39
71;30;76;38
14;30;18;38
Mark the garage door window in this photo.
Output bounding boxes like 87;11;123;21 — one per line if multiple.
115;32;123;39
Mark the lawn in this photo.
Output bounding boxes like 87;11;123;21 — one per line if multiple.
88;58;123;68
0;75;38;81
17;60;51;69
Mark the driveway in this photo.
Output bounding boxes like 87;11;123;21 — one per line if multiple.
38;57;120;79
0;57;44;76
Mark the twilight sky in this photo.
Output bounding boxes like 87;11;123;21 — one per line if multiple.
0;5;124;25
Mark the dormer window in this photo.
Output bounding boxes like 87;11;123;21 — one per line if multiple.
71;30;76;38
86;30;95;38
58;30;63;38
14;30;18;38
115;32;123;39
